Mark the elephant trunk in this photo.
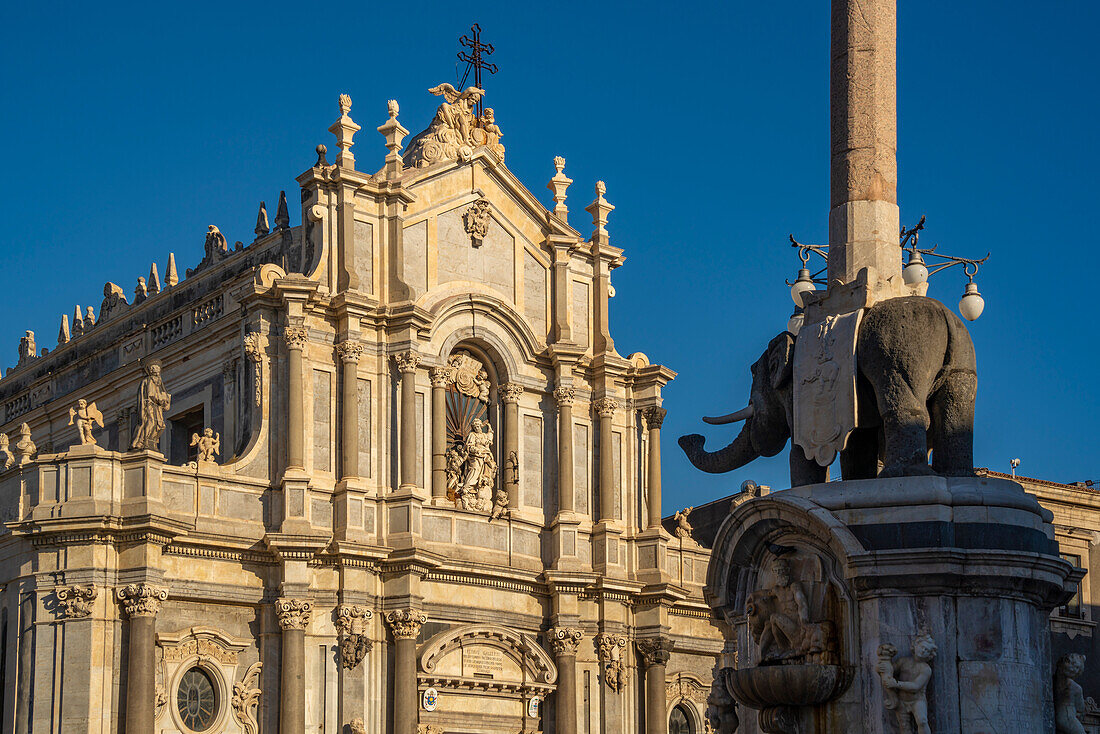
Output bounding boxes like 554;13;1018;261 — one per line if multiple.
678;423;759;474
703;404;754;425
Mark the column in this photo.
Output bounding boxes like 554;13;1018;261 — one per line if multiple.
637;638;672;734
285;325;309;470
828;0;900;285
501;383;523;509
644;407;667;528
594;397;618;522
222;359;237;457
550;628;583;734
337;340;365;479
394;352;421;490
429;367;450;501
276;598;313;734
117;582;169;734
385;608;427;734
554;386;576;514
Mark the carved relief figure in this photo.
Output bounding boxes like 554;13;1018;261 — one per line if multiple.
1055;653;1087;734
746;557;837;665
68;399;104;446
190;428;220;463
876;634;937;734
131;360;171;451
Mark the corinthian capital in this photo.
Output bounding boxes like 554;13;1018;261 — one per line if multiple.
284;326;309;351
429;366;451;388
499;382;524;404
393;351;421;374
384;608;427;640
554;385;576;408
643;406;667;430
594;397;619;418
117;583;169;618
56;584;98;620
335;340;365;364
275;598;313;630
635;637;672;667
549;627;584;657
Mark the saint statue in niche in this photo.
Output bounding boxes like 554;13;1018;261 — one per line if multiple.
131;360;171;451
442;351;498;514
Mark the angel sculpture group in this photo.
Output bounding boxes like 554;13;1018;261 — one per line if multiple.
404;83;505;168
445;419;498;514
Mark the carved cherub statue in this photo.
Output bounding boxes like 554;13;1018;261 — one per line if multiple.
68;399;104;446
674;507;695;540
488;486;510;522
876;633;937;734
190;428;220;463
1055;653;1087;734
348;718;367;734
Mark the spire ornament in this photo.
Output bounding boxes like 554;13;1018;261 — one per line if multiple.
255;201;270;237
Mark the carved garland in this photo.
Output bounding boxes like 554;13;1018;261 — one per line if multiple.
336;604;374;670
243;332;263;407
595;633;628;692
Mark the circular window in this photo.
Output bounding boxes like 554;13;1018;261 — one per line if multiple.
176;667;218;731
669;704;692;734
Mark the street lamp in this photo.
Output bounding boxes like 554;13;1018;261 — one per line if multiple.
899;216;990;322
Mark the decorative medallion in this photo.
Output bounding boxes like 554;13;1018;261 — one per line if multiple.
422;687;439;712
463;199;492;246
527;696;541;718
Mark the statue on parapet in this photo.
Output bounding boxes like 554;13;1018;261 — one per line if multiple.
131;360;171;451
68;399;104;446
190;428;220;463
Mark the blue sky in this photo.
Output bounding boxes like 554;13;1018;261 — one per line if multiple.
2;1;1097;511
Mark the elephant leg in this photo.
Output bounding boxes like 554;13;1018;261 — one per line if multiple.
790;443;828;487
840;427;879;480
875;375;936;478
930;369;977;476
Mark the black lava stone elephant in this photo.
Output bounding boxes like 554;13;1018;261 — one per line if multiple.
678;296;977;487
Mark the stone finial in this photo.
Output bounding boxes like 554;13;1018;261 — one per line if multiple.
255;201;270;237
384;608;427;640
72;306;84;337
134;277;148;304
190;428;220;463
165;253;179;287
0;434;12;471
549;627;584;657
377;100;409;181
329;93;362;170
116;583;168;618
635;637;672;668
585;180;615;245
17;331;36;366
275;191;290;230
14;424;37;465
547;156;572;219
275;598;313;630
148;262;162;294
315;144;328;167
85;306;96;328
56;584;98;619
58;314;70;345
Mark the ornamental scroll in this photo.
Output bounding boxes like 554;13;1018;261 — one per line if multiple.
441;351;498;514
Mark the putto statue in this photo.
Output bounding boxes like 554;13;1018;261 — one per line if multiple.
403;84;505;168
190;428;220;463
68;399;104;446
131;360;171;451
1055;653;1087;734
875;634;937;734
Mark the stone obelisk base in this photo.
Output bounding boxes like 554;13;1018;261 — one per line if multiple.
708;476;1077;734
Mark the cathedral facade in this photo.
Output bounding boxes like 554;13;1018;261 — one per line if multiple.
0;86;721;733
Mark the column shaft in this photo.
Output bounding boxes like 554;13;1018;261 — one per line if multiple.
557;393;575;514
645;661;668;734
645;408;666;529
396;353;421;489
394;637;417;734
502;384;522;509
557;653;578;734
286;329;307;470
430;369;448;501
340;351;360;478
125;616;155;733
280;628;306;734
596;400;617;522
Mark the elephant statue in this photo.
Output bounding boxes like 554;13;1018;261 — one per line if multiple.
679;296;977;487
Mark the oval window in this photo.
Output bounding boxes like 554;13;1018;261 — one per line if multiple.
669;704;692;734
176;667;218;731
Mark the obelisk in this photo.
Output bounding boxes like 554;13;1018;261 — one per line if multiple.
827;0;901;287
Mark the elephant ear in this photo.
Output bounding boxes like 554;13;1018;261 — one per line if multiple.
766;333;795;389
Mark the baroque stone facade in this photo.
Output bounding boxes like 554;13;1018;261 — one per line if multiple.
0;82;717;734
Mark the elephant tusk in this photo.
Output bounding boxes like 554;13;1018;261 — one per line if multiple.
702;404;754;425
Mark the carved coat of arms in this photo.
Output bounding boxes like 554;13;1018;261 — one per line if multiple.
792;311;862;467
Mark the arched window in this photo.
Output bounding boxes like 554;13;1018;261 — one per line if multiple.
669;704;692;734
176;666;218;731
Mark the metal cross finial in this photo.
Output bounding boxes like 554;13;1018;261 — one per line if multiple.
458;23;497;116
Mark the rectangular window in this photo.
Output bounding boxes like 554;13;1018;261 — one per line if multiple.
1060;553;1082;618
168;406;205;465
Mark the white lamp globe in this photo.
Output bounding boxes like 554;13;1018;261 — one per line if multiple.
790;269;816;306
787;310;804;336
903;251;928;285
959;282;985;321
